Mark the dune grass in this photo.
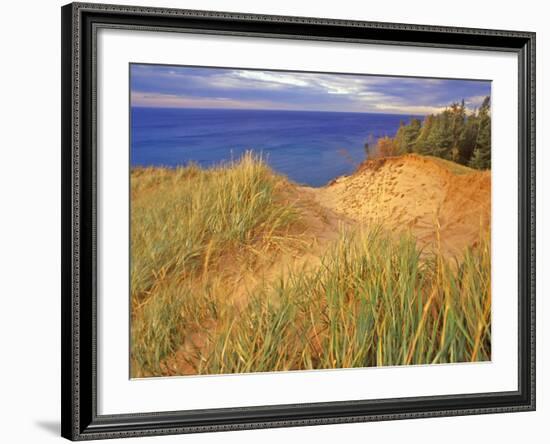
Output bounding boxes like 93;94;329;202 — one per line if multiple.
130;153;491;377
130;153;304;376
196;227;491;374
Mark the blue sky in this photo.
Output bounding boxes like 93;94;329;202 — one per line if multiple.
130;64;491;115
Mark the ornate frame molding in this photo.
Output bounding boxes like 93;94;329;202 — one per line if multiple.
61;3;535;440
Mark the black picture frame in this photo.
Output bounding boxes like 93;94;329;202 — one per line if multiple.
61;2;536;440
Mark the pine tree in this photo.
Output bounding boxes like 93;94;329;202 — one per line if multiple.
393;118;422;155
426;110;453;158
393;122;408;154
449;100;466;161
468;147;490;170
414;115;435;155
406;118;422;152
474;96;491;169
458;115;479;163
381;96;490;169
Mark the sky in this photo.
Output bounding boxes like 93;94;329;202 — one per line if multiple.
130;64;491;115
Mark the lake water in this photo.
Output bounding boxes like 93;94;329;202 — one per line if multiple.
131;108;421;187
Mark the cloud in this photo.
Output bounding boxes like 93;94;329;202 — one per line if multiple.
233;70;310;88
130;65;491;115
373;103;447;115
465;95;489;108
131;92;296;110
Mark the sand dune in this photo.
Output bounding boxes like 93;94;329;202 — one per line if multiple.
134;153;491;376
303;154;491;257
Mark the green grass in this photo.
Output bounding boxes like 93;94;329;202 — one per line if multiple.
130;153;491;377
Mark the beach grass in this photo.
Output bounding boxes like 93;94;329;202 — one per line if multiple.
196;226;491;374
130;153;491;377
130;153;304;375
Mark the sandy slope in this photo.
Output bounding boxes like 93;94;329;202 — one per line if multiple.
161;185;349;376
304;154;491;257
159;154;490;375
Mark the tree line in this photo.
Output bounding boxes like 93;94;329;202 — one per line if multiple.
367;96;491;170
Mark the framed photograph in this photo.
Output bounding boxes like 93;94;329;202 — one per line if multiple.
61;2;536;440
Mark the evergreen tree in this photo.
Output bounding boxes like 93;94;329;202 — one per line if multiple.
458;115;479;164
426;110;453;158
468;147;490;170
376;96;491;169
473;96;491;169
394;118;421;154
393;122;408;154
406;118;422;152
414;114;435;155
448;100;466;161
